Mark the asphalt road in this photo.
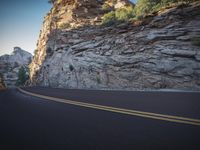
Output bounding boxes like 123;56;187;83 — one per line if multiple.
0;88;200;150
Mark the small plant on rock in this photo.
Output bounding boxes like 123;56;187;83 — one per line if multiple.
69;64;74;71
102;11;116;26
96;76;101;84
59;23;71;29
191;37;200;46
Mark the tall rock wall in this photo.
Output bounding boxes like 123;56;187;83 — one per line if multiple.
30;1;200;90
29;0;132;82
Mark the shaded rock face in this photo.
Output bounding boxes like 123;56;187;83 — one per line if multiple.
0;47;32;87
30;1;200;90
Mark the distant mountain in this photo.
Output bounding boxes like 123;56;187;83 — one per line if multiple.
0;47;32;65
0;47;33;87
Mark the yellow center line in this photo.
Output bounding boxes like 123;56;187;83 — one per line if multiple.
18;88;200;126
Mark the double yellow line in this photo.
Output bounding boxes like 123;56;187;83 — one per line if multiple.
18;88;200;126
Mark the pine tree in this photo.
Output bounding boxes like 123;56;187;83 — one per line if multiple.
16;67;28;86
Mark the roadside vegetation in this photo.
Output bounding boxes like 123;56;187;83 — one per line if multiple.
16;67;29;86
102;0;199;26
0;73;6;89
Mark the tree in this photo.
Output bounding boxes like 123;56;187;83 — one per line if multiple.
16;67;29;86
134;0;161;17
102;6;135;26
102;11;116;25
0;73;6;89
134;0;198;18
48;0;56;4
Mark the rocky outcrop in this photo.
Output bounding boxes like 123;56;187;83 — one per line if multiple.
30;1;200;90
0;47;33;87
30;0;133;81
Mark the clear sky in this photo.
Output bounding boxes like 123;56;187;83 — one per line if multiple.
0;0;137;56
0;0;52;56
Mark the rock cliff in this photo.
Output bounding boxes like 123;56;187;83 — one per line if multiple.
0;47;33;87
30;0;200;90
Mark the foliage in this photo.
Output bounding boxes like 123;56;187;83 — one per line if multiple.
46;47;52;53
102;11;116;26
191;37;200;46
134;0;199;18
102;3;113;13
102;6;135;26
34;49;38;56
115;6;135;21
16;67;29;86
134;0;157;17
96;76;101;84
59;23;72;29
69;64;74;71
0;73;6;88
48;0;56;4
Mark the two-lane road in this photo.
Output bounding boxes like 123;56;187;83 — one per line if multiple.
0;88;200;150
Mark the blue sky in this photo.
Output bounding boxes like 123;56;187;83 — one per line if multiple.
0;0;137;56
0;0;51;55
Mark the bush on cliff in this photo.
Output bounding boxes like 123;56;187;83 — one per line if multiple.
59;23;72;29
102;11;116;26
134;0;199;18
102;6;135;26
191;37;200;46
102;3;114;13
115;6;135;21
0;73;6;89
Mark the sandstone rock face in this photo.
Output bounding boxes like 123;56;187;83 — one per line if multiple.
0;47;32;87
30;1;200;90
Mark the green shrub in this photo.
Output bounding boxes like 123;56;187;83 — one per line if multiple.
102;3;113;12
69;64;74;71
191;37;200;46
134;0;198;18
34;49;38;56
102;6;135;26
102;0;199;25
59;23;71;29
16;67;29;86
134;0;160;17
96;76;101;84
177;0;198;4
102;11;116;26
115;6;135;21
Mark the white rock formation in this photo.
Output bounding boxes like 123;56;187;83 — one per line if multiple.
0;47;33;87
29;0;200;90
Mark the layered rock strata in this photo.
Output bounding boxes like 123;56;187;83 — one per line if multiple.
30;1;200;90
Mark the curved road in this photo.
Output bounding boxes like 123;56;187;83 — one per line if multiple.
0;87;200;150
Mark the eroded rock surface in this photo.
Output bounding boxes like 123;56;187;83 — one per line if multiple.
30;1;200;90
